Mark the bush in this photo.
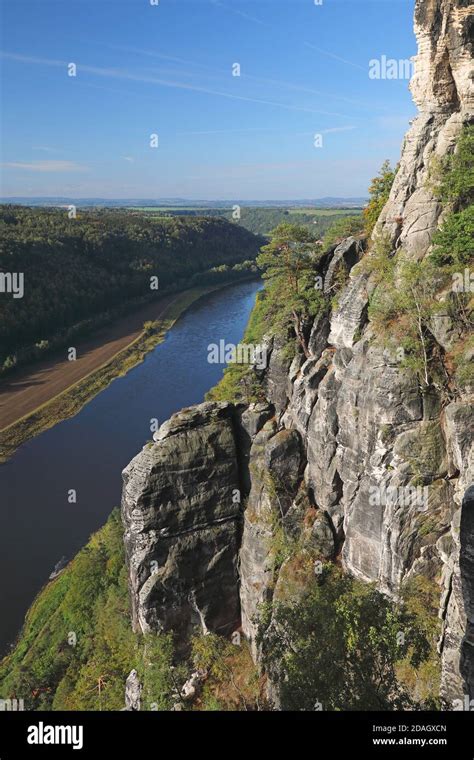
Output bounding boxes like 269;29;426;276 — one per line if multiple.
260;565;436;711
431;205;474;266
191;633;262;711
323;215;365;248
363;160;397;235
429;124;474;206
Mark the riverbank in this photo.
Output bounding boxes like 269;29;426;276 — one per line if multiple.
0;280;256;462
0;279;262;661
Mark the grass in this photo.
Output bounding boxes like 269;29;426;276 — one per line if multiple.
0;282;244;463
206;286;274;403
0;507;262;711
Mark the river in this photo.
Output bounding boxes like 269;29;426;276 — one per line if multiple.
0;279;261;656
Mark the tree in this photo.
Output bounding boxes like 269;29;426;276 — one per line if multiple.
260;566;433;711
430;124;474;206
431;203;474;267
257;223;323;357
323;214;365;248
368;258;447;388
364;160;397;235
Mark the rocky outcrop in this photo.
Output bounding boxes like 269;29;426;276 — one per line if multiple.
237;0;474;701
121;400;280;644
124;670;142;711
376;0;474;258
121;402;244;641
239;423;303;655
438;404;474;704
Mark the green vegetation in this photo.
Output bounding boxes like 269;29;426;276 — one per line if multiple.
257;223;325;358
0;206;262;371
431;205;474;266
259;564;439;711
0;508;262;712
323;214;365;247
0;510;177;711
363;159;397;235
368;253;447;386
208;222;331;403
397;576;442;706
191;634;263;710
430;126;474;268
131;205;363;238
429;125;474;206
365;127;473;393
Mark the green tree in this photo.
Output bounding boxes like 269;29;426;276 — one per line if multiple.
431;203;474;267
364;160;397;235
368;258;446;387
323;214;365;247
257;223;323;357
260;566;432;711
430;124;474;206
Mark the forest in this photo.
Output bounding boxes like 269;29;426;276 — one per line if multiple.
130;206;363;238
0;207;263;370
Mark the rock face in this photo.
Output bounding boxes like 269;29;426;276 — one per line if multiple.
438;406;474;703
239;423;303;655
376;0;474;258
122;402;243;641
124;669;142;711
121;0;473;707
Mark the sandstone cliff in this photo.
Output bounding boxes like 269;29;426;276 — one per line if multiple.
121;0;473;707
377;0;474;258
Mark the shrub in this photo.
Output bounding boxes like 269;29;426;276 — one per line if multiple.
323;215;365;248
429;125;474;206
431;205;474;267
260;565;435;711
363;160;397;235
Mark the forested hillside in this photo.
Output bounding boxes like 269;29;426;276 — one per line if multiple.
131;206;363;238
0;207;262;368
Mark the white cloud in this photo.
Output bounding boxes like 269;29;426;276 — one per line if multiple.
32;146;62;153
321;126;357;134
2;160;89;173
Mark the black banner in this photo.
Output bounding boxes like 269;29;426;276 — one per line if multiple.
0;710;472;757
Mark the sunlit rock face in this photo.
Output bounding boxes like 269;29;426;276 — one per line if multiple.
376;0;474;259
121;402;243;642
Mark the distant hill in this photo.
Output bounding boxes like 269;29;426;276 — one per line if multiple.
0;197;367;209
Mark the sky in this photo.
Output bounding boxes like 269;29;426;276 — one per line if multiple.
0;0;418;200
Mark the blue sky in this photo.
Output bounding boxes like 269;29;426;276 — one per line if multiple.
0;0;417;200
